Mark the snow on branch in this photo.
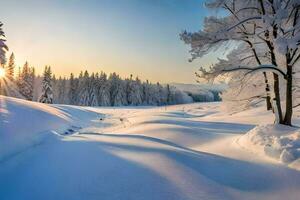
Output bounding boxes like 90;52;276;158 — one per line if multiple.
226;16;261;32
222;65;287;78
197;64;287;82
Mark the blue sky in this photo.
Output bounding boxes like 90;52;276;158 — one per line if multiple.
0;0;224;83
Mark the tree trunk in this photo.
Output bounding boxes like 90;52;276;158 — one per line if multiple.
264;35;283;124
273;73;284;124
263;72;272;110
283;63;293;126
248;43;272;111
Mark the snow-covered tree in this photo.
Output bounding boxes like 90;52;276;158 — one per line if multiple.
166;84;172;105
68;73;78;105
109;73;127;106
89;73;98;106
78;71;91;106
181;0;300;126
0;22;8;66
77;71;98;106
52;75;58;103
126;75;143;106
97;72;111;106
29;67;35;98
39;66;53;104
18;62;35;101
13;67;195;107
0;22;8;95
56;77;67;104
0;52;17;96
5;53;15;81
142;80;152;105
205;44;268;112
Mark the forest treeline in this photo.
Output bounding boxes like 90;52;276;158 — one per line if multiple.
0;53;198;106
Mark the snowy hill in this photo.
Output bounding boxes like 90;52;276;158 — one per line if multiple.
1;95;300;200
0;96;99;161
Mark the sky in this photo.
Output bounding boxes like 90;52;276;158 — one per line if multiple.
0;0;225;84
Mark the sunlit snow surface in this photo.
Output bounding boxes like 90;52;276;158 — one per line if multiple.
1;95;300;200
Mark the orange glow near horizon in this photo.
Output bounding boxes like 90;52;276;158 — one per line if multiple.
2;0;226;84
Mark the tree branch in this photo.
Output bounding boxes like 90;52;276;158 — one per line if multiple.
221;65;287;78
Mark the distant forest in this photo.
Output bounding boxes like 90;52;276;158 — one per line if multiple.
0;53;221;106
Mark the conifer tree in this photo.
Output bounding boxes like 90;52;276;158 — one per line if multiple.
39;66;53;104
89;73;98;106
68;73;77;105
109;72;127;106
97;72;110;106
78;70;91;106
19;62;34;100
0;22;8;95
0;22;8;66
6;53;15;81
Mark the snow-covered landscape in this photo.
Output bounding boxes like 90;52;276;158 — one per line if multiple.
1;0;300;199
1;95;300;200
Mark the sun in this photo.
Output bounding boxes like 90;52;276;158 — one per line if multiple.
0;68;5;78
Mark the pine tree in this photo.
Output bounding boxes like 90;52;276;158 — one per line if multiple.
16;67;22;94
52;75;58;103
109;72;127;106
57;77;67;104
0;22;8;66
68;73;77;105
39;66;53;104
18;62;34;100
6;52;15;81
142;80;151;105
89;73;98;106
0;52;18;97
97;72;110;106
126;74;135;105
28;67;35;100
78;70;91;106
154;82;163;105
166;84;172;104
127;76;143;105
0;22;8;95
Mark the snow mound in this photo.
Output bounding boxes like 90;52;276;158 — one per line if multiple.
0;96;99;162
238;124;300;167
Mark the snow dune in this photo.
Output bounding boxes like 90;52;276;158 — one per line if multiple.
1;96;300;200
0;96;99;162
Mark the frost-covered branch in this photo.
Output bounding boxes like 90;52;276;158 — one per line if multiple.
182;0;300;125
197;63;286;81
226;16;261;32
222;65;287;78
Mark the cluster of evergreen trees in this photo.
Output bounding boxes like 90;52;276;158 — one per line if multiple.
51;70;192;106
0;53;193;106
0;53;35;100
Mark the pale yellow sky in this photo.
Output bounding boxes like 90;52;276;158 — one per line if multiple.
2;0;224;84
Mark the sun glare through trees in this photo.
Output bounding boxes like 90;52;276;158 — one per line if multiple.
0;68;5;78
1;1;300;200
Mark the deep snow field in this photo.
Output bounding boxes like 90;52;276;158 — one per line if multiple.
1;95;300;200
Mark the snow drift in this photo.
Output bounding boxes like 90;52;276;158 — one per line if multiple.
238;124;300;169
0;95;98;161
1;96;300;199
